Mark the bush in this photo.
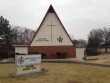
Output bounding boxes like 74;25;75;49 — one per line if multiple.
86;48;100;56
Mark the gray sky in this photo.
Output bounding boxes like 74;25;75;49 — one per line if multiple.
0;0;110;40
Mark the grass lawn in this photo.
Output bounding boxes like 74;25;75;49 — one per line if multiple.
87;53;110;64
0;63;110;83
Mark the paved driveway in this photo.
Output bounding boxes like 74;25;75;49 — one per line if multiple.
0;60;110;68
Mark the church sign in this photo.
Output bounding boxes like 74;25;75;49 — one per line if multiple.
16;55;41;66
15;54;41;75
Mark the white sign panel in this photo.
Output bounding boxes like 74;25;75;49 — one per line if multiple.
16;64;41;75
16;54;41;66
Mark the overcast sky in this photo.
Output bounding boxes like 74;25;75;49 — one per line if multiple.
0;0;110;40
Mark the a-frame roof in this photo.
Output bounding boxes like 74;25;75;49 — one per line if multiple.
29;5;74;45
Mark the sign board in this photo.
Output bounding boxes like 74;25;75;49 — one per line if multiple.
16;64;41;75
15;54;41;75
16;54;41;66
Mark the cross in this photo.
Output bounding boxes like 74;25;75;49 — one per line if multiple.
47;21;56;41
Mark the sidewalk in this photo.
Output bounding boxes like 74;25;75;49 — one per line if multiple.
42;59;110;68
0;58;110;68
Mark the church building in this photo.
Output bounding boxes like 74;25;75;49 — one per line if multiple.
14;5;76;59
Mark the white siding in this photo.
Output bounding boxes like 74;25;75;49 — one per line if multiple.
15;47;28;54
31;13;73;46
76;48;85;60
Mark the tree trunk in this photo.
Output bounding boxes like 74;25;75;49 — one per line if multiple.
105;46;107;53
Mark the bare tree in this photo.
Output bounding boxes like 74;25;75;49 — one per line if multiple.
11;26;35;45
101;27;110;53
73;39;87;47
23;28;35;44
78;39;87;44
87;29;103;49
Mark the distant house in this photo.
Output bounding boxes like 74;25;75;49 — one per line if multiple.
76;44;86;48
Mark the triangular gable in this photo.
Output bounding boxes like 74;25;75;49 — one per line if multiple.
30;5;74;46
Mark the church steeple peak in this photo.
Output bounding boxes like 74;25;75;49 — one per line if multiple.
47;5;55;13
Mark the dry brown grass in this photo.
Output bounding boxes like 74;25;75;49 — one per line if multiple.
87;53;110;64
0;63;110;83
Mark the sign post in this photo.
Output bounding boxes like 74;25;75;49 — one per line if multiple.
15;54;41;75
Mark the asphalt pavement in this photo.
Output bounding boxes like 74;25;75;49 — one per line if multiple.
0;60;110;68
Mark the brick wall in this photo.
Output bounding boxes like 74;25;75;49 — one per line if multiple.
28;46;76;59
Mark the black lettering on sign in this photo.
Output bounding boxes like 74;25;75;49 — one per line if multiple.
23;65;36;71
36;38;49;42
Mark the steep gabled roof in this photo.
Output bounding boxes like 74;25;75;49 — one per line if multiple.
47;5;55;13
29;5;74;45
